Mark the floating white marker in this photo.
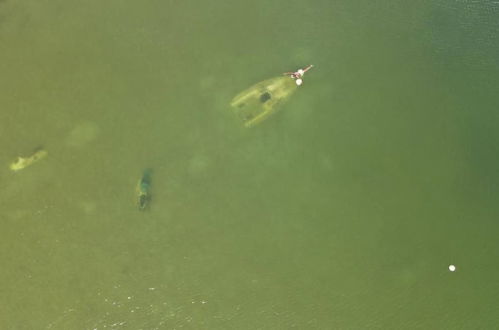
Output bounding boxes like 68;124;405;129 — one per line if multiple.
448;264;456;272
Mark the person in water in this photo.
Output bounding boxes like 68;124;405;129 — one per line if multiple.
282;64;313;85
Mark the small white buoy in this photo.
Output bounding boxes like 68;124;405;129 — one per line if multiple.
448;264;456;272
295;78;303;86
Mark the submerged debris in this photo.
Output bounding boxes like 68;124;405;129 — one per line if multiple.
230;65;313;127
9;147;48;172
136;168;153;211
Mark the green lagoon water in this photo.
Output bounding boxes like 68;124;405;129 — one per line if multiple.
1;0;499;328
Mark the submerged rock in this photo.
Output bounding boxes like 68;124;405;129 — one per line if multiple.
65;121;100;147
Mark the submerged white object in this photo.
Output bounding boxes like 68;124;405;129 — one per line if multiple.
448;265;456;272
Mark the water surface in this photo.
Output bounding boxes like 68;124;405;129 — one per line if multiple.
1;0;498;328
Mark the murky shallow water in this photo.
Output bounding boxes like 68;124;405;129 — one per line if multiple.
1;0;498;328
